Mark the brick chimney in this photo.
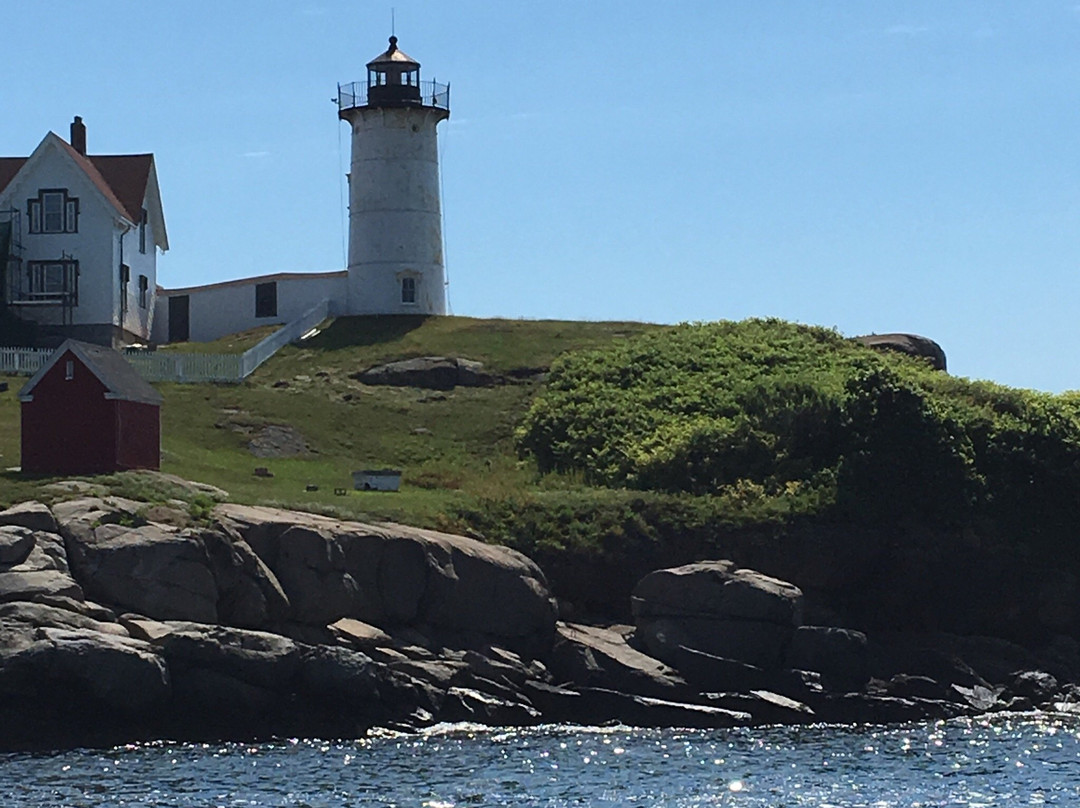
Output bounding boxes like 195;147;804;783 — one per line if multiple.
70;116;86;155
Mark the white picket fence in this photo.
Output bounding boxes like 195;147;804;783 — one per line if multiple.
0;301;330;384
0;347;51;375
125;352;245;383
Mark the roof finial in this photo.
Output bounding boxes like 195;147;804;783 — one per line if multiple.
391;7;396;37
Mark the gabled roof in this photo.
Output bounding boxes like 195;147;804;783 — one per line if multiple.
0;132;168;250
51;137;136;223
19;339;163;406
89;153;154;224
0;158;25;199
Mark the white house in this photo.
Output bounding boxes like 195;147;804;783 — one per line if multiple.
0;117;168;347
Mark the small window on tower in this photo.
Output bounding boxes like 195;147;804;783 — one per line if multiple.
64;360;74;381
401;277;417;304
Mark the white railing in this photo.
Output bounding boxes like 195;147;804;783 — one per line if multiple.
0;300;330;384
241;300;328;378
0;347;50;375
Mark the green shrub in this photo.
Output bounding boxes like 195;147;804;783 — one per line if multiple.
517;318;1080;540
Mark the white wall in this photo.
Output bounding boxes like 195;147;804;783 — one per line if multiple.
115;193;157;342
344;106;447;315
0;142;122;332
153;272;346;343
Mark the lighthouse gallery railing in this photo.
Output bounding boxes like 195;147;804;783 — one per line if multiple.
337;80;449;113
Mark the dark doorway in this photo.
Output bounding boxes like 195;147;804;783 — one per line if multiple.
168;295;189;342
255;282;277;318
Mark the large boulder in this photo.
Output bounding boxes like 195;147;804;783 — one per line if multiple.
351;356;500;390
632;561;803;670
217;505;557;648
199;527;291;628
0;502;58;535
295;644;380;706
52;497;146;544
0;601;126;637
0;526;84;605
153;622;301;691
852;333;947;371
64;522;220;623
0;622;169;713
60;509;290;628
548;622;687;698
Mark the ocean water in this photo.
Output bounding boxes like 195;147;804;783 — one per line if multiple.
2;713;1079;807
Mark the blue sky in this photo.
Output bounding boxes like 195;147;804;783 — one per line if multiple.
6;2;1080;391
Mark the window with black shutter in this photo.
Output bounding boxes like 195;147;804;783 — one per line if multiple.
27;189;78;233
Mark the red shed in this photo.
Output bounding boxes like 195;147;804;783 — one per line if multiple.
18;340;162;474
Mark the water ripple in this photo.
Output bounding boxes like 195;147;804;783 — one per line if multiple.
1;715;1079;806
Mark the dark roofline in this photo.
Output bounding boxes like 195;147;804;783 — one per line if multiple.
19;339;162;406
0;135;155;225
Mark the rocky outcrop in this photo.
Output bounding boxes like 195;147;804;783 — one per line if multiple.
0;496;1077;749
548;622;687;699
786;626;870;693
632;561;803;669
65;521;220;623
853;333;947;371
352;356;502;390
0;502;59;534
0;524;84;606
217;504;557;650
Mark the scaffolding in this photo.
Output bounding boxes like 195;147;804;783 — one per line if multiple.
0;208;21;307
1;208;78;327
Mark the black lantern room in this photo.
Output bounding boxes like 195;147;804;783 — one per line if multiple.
366;36;422;106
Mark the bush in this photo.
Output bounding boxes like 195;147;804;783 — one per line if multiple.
517;318;1080;539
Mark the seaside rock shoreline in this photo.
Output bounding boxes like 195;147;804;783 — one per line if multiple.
0;496;1077;751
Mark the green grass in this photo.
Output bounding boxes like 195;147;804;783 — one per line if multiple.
156;324;280;354
157;377;537;526
0;316;662;526
264;315;664;376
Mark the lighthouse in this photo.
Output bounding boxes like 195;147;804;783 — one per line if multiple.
337;36;450;315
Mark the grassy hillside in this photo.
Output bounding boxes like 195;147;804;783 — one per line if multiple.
0;316;662;527
6;315;1079;551
5;314;1080;629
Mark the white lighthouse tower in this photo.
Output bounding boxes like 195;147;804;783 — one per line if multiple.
337;36;450;315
